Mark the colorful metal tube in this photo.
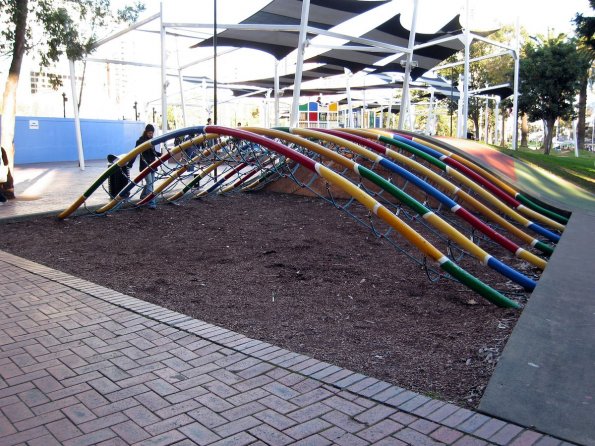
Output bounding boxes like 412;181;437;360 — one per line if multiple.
338;129;554;257
405;133;570;225
366;130;561;243
195;161;252;198
314;129;548;269
203;125;519;307
58;127;208;219
260;127;536;289
138;139;231;206
392;133;566;231
95;134;215;214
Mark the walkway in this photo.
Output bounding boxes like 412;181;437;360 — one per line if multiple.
1;160;109;221
0;250;569;446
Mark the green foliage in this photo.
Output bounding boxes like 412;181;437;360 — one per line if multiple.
0;0;145;86
574;1;595;59
519;37;590;124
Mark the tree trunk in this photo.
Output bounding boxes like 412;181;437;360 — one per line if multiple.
543;118;556;155
577;72;588;151
520;113;529;148
500;115;507;147
0;0;29;199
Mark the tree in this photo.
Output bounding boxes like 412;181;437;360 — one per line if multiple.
518;36;591;154
0;0;144;199
574;1;595;151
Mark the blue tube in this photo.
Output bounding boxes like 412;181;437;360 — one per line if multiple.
391;134;445;159
150;126;204;146
528;223;561;243
378;158;458;209
487;257;537;291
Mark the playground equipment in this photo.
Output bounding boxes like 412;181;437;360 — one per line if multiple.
59;126;568;308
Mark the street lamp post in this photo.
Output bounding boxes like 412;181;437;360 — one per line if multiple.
133;101;139;120
62;92;68;118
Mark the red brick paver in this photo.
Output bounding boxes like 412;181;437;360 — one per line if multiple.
0;250;576;445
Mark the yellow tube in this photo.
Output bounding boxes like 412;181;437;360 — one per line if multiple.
317;164;445;261
412;137;564;230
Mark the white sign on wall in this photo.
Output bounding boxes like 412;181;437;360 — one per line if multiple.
29;120;39;130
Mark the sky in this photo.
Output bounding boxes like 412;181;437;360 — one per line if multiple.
147;0;593;38
97;0;595;111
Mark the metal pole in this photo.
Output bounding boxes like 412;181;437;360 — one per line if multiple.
511;16;520;149
160;2;168;131
457;74;464;137
494;97;500;145
202;79;207;121
213;0;218;124
274;59;280;126
346;70;353;127
265;90;270;127
462;0;471;138
175;36;186;127
484;97;489;142
426;88;435;134
69;59;85;170
398;0;419;130
178;71;186;127
387;90;393;129
290;0;311;127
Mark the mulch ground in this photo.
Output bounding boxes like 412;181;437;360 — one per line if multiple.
0;191;527;408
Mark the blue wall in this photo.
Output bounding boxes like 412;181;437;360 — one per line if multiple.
1;116;145;164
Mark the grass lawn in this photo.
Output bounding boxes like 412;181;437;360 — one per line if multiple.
491;146;595;194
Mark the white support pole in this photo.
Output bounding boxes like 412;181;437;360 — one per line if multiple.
69;59;85;170
484;97;489;142
363;87;367;128
178;70;186;127
175;36;186;127
426;88;435;134
290;0;310;127
274;59;280;127
511;16;520;149
387;90;393;129
160;2;168;132
265;90;271;128
201;79;207;121
346;70;353;127
494;97;501;145
398;0;419;130
457;74;464;137
462;0;471;139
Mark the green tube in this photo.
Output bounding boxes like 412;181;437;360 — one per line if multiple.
535;240;554;256
440;260;521;308
517;194;569;225
358;166;428;215
378;135;447;170
83;163;121;198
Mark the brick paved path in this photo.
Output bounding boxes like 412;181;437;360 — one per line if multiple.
0;250;573;446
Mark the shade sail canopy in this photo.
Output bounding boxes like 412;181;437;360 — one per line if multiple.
192;0;388;60
190;3;498;84
362;14;498;79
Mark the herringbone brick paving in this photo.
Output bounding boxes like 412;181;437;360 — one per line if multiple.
0;251;573;445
